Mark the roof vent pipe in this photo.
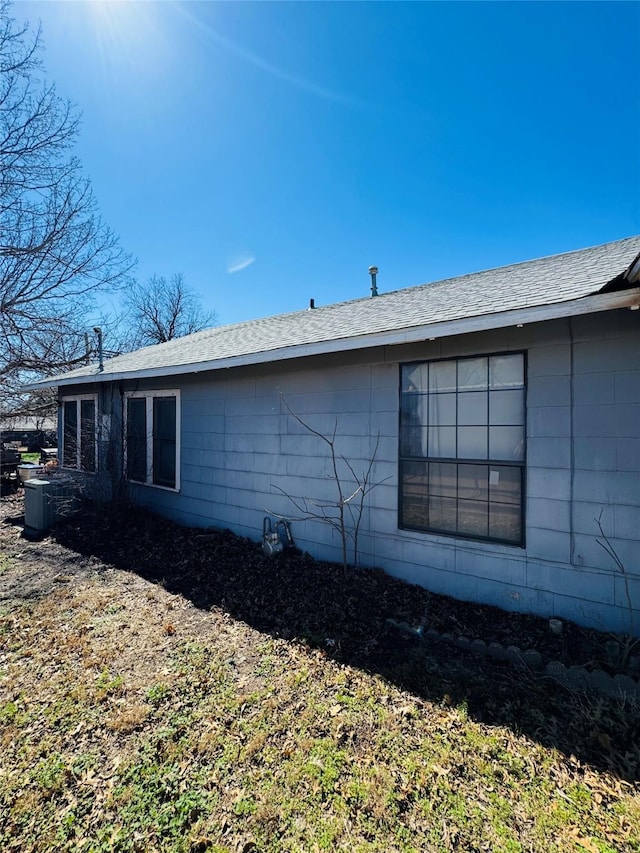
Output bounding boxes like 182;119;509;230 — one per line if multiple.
368;265;378;297
309;298;315;309
93;327;104;372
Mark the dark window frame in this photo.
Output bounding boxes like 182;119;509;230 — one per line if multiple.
398;351;526;547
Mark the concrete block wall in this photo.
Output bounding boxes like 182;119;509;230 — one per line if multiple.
103;308;639;635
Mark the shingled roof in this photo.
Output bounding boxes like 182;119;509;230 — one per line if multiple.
38;235;640;388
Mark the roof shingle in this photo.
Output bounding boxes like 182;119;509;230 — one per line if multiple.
44;235;640;385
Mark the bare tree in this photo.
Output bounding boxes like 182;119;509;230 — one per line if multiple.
595;511;639;666
119;273;216;350
272;395;389;573
0;1;133;413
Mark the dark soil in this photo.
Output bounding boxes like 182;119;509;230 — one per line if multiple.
3;488;640;780
1;487;632;676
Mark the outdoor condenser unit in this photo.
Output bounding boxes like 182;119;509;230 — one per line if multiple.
24;478;53;532
24;478;77;533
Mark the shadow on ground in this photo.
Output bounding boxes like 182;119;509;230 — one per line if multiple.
39;502;640;783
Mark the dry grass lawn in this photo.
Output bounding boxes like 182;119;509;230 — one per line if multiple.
1;495;639;852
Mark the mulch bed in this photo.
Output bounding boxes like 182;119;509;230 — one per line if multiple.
2;488;640;780
68;510;634;672
1;487;629;675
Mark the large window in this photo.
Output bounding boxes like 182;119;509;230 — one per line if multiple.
399;353;525;545
124;391;179;490
61;396;97;472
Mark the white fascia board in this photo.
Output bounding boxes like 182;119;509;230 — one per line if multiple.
27;288;640;390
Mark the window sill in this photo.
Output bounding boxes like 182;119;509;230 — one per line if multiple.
397;524;526;554
126;479;180;494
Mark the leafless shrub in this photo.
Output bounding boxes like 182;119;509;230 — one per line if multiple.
272;395;389;574
595;510;639;667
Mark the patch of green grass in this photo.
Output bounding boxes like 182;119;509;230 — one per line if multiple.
94;667;124;699
1;583;639;853
145;682;172;706
33;754;67;794
0;552;13;575
0;698;22;723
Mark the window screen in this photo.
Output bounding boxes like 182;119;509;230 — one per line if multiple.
62;397;96;472
63;400;78;468
126;397;147;483
152;397;176;488
80;399;96;473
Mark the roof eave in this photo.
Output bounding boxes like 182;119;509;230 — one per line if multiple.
25;287;640;391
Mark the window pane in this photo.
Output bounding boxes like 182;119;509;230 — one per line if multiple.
489;426;524;461
489;354;524;389
429;361;456;392
402;364;428;393
401;461;429;528
401;460;428;491
489;389;524;426
489;466;521;505
63;401;77;468
489;502;521;543
400;426;428;458
458;357;488;391
154;441;176;488
401;393;428;428
127;398;147;482
153;397;176;488
429;462;457;497
429;393;456;426
80;399;96;473
154;397;176;439
458;391;488;425
428;495;457;533
458;464;488;502
428;426;456;458
458;499;489;538
457;426;488;459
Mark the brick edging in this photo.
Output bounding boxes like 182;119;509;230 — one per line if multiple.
385;619;640;702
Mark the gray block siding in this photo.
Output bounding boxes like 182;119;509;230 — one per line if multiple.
104;310;639;635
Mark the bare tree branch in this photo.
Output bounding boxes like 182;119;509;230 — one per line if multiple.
273;395;389;573
0;0;133;418
114;273;216;352
594;510;638;650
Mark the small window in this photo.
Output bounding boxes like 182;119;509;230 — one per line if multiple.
399;353;525;546
124;391;180;490
61;396;97;472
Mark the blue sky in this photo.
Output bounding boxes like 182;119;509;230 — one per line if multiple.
22;0;640;327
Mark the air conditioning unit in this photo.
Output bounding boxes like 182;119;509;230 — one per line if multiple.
24;477;78;534
24;478;52;532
